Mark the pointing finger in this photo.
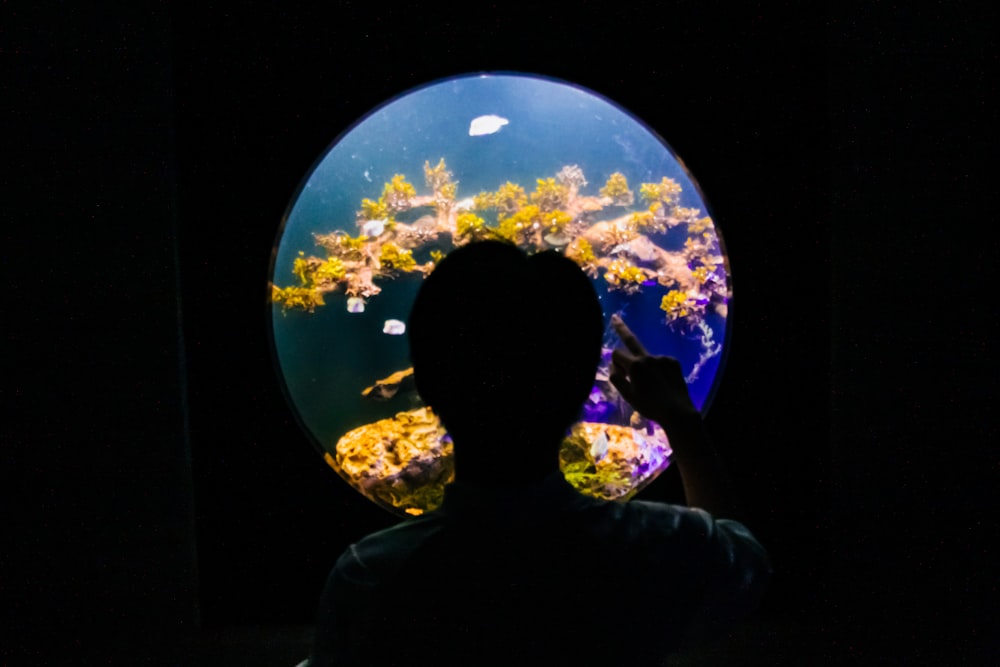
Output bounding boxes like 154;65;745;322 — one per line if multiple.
608;363;634;402
611;347;637;373
611;314;648;357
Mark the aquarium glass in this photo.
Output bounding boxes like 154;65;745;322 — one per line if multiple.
269;73;732;517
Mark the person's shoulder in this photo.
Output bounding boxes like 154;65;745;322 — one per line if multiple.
577;499;765;561
580;497;707;537
334;512;447;579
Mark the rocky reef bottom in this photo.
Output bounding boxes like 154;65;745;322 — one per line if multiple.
329;408;672;516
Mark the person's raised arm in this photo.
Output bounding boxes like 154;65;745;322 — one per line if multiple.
608;314;737;519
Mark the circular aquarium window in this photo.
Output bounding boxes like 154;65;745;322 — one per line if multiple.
270;73;731;517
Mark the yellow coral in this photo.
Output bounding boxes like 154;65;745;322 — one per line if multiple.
455;212;485;237
438;182;457;201
360;197;389;221
660;290;691;320
271;285;325;313
473;191;497;211
571;238;596;264
342;234;367;250
530;177;569;212
600;172;634;206
313;257;346;283
381;174;417;211
688;216;714;234
494;182;527;215
639;177;683;206
692;265;714;284
379;242;417;271
604;260;647;288
672;206;701;223
545;209;572;233
630;210;654;230
495;204;542;243
292;256;311;285
494;217;522;243
423;158;452;192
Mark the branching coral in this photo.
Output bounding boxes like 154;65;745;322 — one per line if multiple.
691;265;711;285
544;209;573;233
630;210;654;231
455;211;486;238
495;204;543;243
494;204;573;248
556;164;587;190
272;285;325;313
530;177;569;212
381;174;417;212
277;158;731;515
359;197;390;221
423;158;452;192
660;289;696;323
313;232;368;260
292;255;311;285
378;242;417;272
290;254;345;288
600;172;634;207
688;215;714;235
604;259;649;293
494;181;527;215
339;233;368;255
313;257;347;284
437;181;457;201
671;206;702;225
473;191;497;211
278;160;726;338
566;237;597;265
639;177;683;207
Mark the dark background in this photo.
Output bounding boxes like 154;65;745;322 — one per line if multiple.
5;2;995;665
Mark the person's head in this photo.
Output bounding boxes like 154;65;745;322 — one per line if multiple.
408;241;603;485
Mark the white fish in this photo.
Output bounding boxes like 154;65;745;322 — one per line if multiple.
363;169;372;182
383;319;406;335
347;297;365;313
468;114;509;136
590;430;609;462
361;219;386;237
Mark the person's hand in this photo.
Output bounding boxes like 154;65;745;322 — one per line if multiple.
610;315;735;515
608;314;700;426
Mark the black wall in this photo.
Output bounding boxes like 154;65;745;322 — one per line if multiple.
6;3;994;664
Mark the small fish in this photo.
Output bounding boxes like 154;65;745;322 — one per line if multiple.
362;219;386;237
468;114;509;136
383;319;406;335
347;297;365;313
363;169;372;182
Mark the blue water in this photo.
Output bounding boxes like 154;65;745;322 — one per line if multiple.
270;74;729;454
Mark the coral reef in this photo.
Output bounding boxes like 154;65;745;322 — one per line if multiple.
274;158;729;514
599;172;634;207
332;407;453;516
559;422;672;501
273;158;728;331
330;403;671;515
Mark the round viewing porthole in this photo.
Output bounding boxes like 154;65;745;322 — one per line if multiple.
269;73;732;517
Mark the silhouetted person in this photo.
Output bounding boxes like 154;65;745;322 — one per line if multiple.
311;241;769;666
